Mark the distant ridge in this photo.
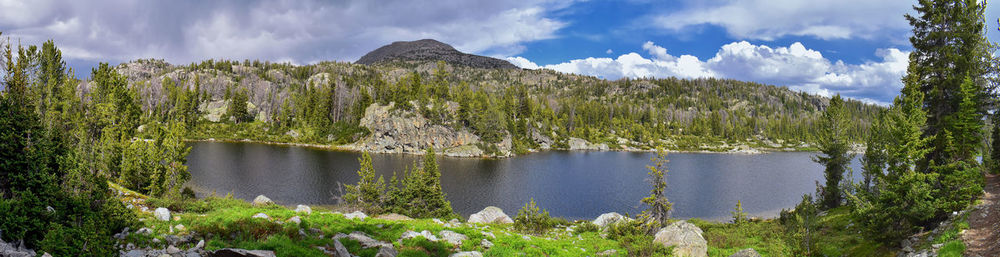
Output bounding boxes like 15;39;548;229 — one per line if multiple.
355;39;518;69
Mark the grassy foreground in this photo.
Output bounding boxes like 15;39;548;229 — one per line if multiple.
113;182;900;257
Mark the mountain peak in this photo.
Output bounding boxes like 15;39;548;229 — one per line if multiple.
355;39;518;69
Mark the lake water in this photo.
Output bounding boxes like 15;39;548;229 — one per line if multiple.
185;141;862;221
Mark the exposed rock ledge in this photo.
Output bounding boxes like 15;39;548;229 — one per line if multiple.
345;103;492;157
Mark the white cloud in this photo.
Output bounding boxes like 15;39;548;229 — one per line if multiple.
508;41;908;103
606;49;613;54
0;0;571;64
651;0;912;41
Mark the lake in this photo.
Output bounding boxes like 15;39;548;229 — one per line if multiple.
185;141;862;221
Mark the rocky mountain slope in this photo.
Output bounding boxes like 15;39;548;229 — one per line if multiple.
355;39;518;69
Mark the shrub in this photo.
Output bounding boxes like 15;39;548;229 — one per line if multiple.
575;221;599;233
514;198;557;235
606;218;671;257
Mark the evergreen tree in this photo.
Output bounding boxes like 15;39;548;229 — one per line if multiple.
641;148;672;225
342;152;386;213
860;110;888;194
226;89;251;123
905;0;993;168
814;95;854;209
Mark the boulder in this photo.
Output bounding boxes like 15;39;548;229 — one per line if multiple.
653;220;707;257
211;248;277;257
331;239;353;257
401;230;439;242
374;213;413;221
480;239;493;249
439;230;468;246
252;213;269;219
154;207;171;221
295;205;312;214
450;251;483;257
344;231;392;248
376;245;398;257
344;211;368;220
252;195;273;206
192;240;206;251
728;248;761;257
288;216;302;224
597;249;618;256
592;212;631;227
166;245;181;254
467;206;513;224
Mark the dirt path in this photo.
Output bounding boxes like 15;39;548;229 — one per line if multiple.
963;173;1000;257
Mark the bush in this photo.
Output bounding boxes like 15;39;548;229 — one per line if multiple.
606;218;671;257
575;221;599;233
514;198;558;235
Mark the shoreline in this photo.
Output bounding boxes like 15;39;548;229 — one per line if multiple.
183;137;827;158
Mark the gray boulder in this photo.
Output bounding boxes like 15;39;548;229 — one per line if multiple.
728;248;761;257
439;230;468;246
344;211;368;220
592;212;631;228
252;195;273;206
450;252;483;257
330;239;354;257
653;220;707;257
154;207;171;221
467;206;513;224
341;231;391;248
211;248;277;257
295;205;312;214
375;245;398;257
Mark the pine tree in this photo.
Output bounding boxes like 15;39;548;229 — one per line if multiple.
905;0;993;168
860;110;888;194
342;152;386;213
642;148;672;225
814;95;854;209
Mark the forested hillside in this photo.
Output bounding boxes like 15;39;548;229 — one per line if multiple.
109;54;882;157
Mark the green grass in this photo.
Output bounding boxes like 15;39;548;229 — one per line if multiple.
692;219;794;257
121;194;916;257
126;196;625;257
811;207;893;257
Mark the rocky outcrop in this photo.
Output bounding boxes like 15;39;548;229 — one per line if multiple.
568;137;609;151
654;220;708;257
348;103;484;157
0;237;36;257
467;206;513;224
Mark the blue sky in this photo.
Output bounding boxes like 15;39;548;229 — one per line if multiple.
1;0;997;105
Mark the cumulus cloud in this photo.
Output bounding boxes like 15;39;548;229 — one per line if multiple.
0;0;570;65
507;41;908;103
651;0;912;41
